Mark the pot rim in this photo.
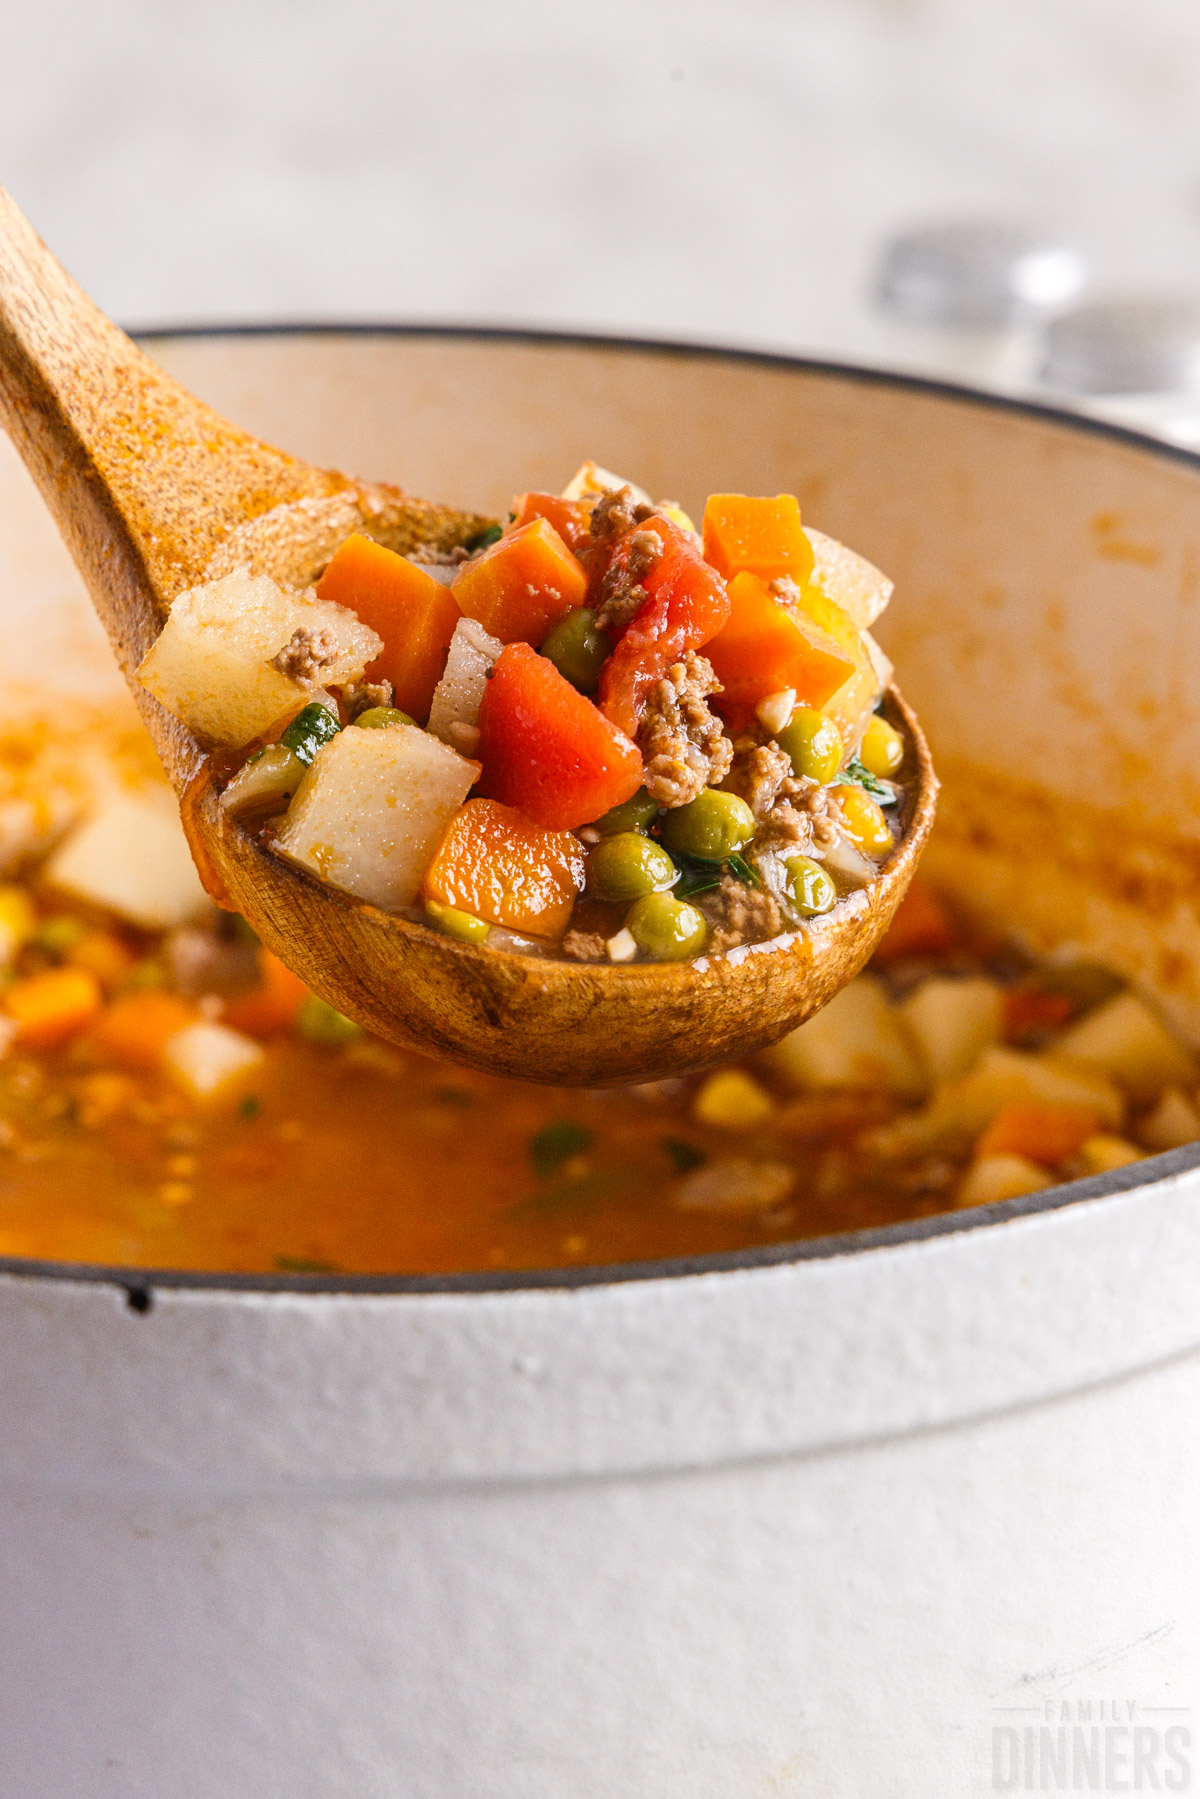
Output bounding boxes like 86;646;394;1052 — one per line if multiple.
9;319;1200;1300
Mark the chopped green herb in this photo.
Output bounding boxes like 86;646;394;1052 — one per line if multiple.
237;1093;263;1120
836;756;898;805
274;1255;338;1274
661;1136;706;1173
529;1119;594;1180
470;523;504;550
725;852;762;888
668;850;724;900
280;703;341;768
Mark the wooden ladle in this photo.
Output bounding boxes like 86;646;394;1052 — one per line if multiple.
0;186;937;1085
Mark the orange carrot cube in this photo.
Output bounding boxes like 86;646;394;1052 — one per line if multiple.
510;492;592;555
316;533;461;721
422;798;586;940
976;1103;1101;1167
223;951;310;1036
452;518;588;646
702;493;815;583
705;571;856;728
6;967;104;1048
86;991;197;1070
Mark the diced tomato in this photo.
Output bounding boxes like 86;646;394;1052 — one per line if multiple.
704;571;856;732
1003;987;1076;1045
509;492;592;555
423;798;586;940
316;534;460;722
452;518;588;646
871;877;957;963
477;642;643;831
702;493;815;584
597;517;731;739
976;1103;1100;1167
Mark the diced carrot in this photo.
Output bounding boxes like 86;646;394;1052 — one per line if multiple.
976;1103;1101;1166
510;492;592;555
704;571;856;730
1003;988;1076;1044
597;517;732;739
478;643;643;831
6;967;104;1049
223;951;310;1036
316;533;462;721
452;518;588;646
86;990;197;1070
871;877;957;962
702;493;815;584
423;799;587;940
67;929;135;991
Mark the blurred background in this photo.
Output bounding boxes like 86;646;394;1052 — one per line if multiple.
7;0;1200;436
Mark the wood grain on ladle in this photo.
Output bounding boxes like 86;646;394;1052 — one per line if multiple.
0;186;937;1085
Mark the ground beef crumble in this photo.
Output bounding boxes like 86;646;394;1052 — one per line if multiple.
637;653;734;809
561;929;608;963
589;485;655;546
594;527;665;632
342;679;395;719
726;740;796;819
271;625;341;682
703;873;785;955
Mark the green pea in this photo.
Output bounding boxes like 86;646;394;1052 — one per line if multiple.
539;608;611;693
775;706;843;784
296;994;363;1047
591;787;659;836
354;706;416;730
280;702;341;767
784;854;837;918
626;892;709;961
661;789;755;860
425;900;490;946
588;832;677;904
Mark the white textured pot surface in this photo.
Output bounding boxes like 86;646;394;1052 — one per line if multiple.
1;331;1199;1798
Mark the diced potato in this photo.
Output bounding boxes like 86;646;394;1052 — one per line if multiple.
163;1019;265;1100
901;976;1004;1087
45;791;210;929
765;975;927;1100
815;829;877;889
274;725;479;910
675;1158;794;1214
805;528;893;629
560;462;653;509
137;570;382;748
1138;1087;1200;1153
693;1070;775;1129
1054;992;1198;1105
957;1153;1050;1208
870;1044;1123;1159
427;618;504;748
1079;1133;1144;1174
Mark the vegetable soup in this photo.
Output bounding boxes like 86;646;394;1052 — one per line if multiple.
0;707;1193;1275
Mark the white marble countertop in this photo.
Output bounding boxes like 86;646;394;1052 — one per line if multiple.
5;0;1200;414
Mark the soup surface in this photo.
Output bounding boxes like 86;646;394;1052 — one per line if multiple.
0;710;1195;1276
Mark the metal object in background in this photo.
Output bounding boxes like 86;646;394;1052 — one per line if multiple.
875;220;1087;330
1039;297;1200;395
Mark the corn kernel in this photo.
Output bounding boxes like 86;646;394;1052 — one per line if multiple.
0;887;36;964
859;715;904;778
693;1069;775;1129
834;786;892;856
1079;1133;1143;1174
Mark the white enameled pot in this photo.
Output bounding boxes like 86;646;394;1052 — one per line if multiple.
1;332;1199;1799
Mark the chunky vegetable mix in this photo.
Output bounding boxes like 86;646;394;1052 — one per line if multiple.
137;463;910;962
0;710;1192;1276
